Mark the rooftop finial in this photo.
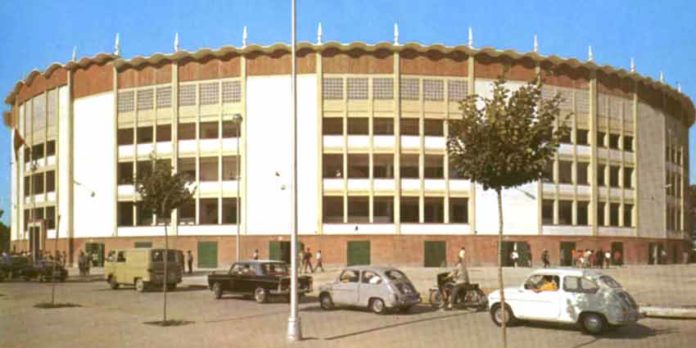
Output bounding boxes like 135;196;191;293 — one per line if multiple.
587;45;593;62
393;23;399;45
659;71;665;83
114;33;120;56
630;57;635;73
317;22;323;45
533;34;539;53
71;46;77;62
468;27;474;48
242;26;248;48
174;32;179;52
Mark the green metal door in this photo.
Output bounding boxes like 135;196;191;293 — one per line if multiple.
347;241;370;266
85;243;105;267
197;241;218;268
424;241;446;267
269;241;281;261
269;241;304;264
516;242;530;267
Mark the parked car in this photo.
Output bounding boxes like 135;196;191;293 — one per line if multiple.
104;248;183;292
318;266;421;314
207;260;312;303
487;268;642;334
0;255;34;280
25;260;68;282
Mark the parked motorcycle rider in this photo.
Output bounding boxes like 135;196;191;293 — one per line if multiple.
443;261;470;310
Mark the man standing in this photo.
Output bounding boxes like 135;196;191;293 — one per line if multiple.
457;247;466;266
315;249;324;272
302;247;313;273
186;250;194;274
541;249;550;268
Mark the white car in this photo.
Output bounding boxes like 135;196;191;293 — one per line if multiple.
487;268;642;334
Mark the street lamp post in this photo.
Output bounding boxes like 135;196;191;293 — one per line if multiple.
232;113;243;262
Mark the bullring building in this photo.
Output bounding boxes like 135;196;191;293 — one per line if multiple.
4;37;693;268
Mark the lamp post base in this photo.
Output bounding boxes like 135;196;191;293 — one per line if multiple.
286;317;302;342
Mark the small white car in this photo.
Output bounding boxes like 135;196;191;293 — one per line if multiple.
488;268;642;334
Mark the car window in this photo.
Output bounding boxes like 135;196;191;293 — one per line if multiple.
117;252;126;262
563;276;580;292
564;276;599;293
151;250;177;262
361;271;382;284
580;278;599;293
229;264;244;274
261;263;289;276
106;251;116;262
599;275;622;289
339;270;359;283
384;270;407;281
526;274;559;292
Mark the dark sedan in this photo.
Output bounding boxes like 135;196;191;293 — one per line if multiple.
0;256;34;280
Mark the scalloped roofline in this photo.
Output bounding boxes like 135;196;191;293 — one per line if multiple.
5;41;694;124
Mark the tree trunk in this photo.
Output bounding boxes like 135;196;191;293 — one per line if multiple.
51;216;61;305
497;188;507;348
163;222;168;323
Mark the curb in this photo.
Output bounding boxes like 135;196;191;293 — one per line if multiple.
641;306;696;319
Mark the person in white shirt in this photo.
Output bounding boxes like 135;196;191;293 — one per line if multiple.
511;250;519;268
315;250;324;272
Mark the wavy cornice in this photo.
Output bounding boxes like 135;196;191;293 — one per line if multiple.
5;42;694;124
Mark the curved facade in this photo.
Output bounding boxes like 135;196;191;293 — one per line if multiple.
5;42;693;268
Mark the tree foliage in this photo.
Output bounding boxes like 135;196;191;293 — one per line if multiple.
0;209;9;252
447;77;570;190
136;157;195;222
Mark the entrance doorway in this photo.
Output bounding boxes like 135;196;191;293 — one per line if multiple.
610;242;623;265
27;222;45;262
85;243;105;267
269;241;304;265
560;242;576;266
197;241;218;268
347;241;370;266
499;241;530;267
423;241;446;267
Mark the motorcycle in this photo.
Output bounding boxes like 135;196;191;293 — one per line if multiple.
429;271;488;310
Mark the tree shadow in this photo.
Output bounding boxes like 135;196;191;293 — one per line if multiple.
143;320;194;327
34;302;82;309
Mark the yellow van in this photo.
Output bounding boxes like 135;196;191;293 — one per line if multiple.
105;248;183;292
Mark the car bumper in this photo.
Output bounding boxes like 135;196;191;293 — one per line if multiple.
388;294;422;308
609;309;643;325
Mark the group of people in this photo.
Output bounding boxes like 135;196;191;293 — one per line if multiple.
573;249;615;269
77;250;94;276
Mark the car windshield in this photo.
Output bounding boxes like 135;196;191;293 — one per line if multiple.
598;275;622;288
384;269;407;281
151;250;177;262
261;263;289;276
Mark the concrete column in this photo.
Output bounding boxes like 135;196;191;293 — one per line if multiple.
467;53;476;233
589;71;598;236
315;47;324;234
394;48;401;231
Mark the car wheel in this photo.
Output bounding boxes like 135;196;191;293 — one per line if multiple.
254;287;268;304
491;304;516;327
370;298;386;314
212;283;223;299
135;278;146;292
319;293;334;310
108;276;119;290
581;313;607;335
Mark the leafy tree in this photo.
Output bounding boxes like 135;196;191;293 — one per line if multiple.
136;157;194;324
0;209;10;253
447;76;568;347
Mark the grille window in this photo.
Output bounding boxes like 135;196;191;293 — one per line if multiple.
137;89;154;110
400;78;420;100
47;89;57;128
423;79;444;101
448;80;467;102
179;84;197;106
575;90;589;114
222;81;241;103
199;82;219;105
373;78;393;100
118;91;135;113
33;97;46;131
156;87;172;108
597;94;608;115
347;78;368;100
323;78;343;100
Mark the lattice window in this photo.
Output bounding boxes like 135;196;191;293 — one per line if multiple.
372;78;393;100
156;87;172;108
448;80;467;101
597;94;608;116
137;89;154;110
47;90;57;128
323;78;343;100
347;78;368;100
199;82;219;105
222;80;241;103
33;96;46;131
118;91;135;113
423;79;444;101
575;90;589;114
400;78;420;100
179;84;197;106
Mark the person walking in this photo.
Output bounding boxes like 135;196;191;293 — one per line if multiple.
186;250;194;274
252;249;259;260
510;249;519;268
78;250;86;277
457;247;466;266
541;249;550;268
604;250;611;269
302;247;313;273
315;249;324;272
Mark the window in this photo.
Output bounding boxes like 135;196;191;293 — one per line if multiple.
156;125;171;142
424;119;443;136
178;123;196;140
178;158;196;181
424;197;444;223
136;161;152;182
373;78;393;100
400;118;419;135
117;251;127;263
347;118;369;135
424;155;443;179
576;162;589;185
32;173;44;194
542;161;553;183
45;171;55;193
347;78;368;100
200;122;219;139
542;200;554;225
622;135;633;152
45;206;55;229
137;89;154;110
199;82;219;105
347;196;369;223
400;154;419;178
118;202;134;226
558;160;573;184
596;131;606;147
156;87;172;108
46;140;55;157
400;197;419;223
447;80;467;102
24;177;30;197
222;119;240;138
199;198;218;224
136;203;153;226
136;126;153;144
118;91;135;113
373;196;394;223
576;129;589;145
597;165;606;186
323;196;343;223
323;154;343;178
400;78;420;100
222;81;241;103
373;154;394;178
199;157;219;181
609;166;620;188
564;276;598;293
222;156;239;180
33;144;44;160
178;200;195;224
373;118;394;135
423;80;444;101
560;129;572;144
558;200;572;225
623;167;633;188
348;154;369;178
222;198;238;224
339;270;359;283
118;162;134;185
179;84;196;106
609;134;620;149
323;78;343;100
323;118;343;135
623;204;633;227
609;203;620;227
118;128;134;145
596;202;605;226
361;270;382;284
449;198;468;223
577;201;589;225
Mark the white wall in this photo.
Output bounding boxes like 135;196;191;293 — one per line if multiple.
57;86;70;238
72;93;116;238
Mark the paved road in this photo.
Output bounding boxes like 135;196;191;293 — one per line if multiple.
1;276;695;348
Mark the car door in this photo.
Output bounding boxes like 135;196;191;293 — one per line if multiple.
331;269;360;306
358;270;385;307
517;274;562;321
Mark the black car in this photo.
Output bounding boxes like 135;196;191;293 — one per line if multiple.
0;256;34;280
26;260;68;282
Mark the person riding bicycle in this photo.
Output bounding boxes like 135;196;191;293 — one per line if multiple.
443;261;470;310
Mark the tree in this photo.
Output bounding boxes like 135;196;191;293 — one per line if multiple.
136;157;194;325
0;209;10;253
447;76;568;348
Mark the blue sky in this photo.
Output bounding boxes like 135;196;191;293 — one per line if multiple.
0;0;694;224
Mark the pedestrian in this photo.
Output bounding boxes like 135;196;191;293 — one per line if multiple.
604;250;611;269
302;247;313;273
315;249;324;272
457;247;466;266
541;249;550;268
660;248;667;265
78;250;86;277
510;249;519;268
186;250;194;274
252;249;259;260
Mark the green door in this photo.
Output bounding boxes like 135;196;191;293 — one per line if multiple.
269;241;281;261
269;241;304;264
424;241;446;267
197;241;218;268
347;241;370;266
560;242;576;266
85;243;105;267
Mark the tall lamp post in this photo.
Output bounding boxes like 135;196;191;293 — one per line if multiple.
232;113;243;262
